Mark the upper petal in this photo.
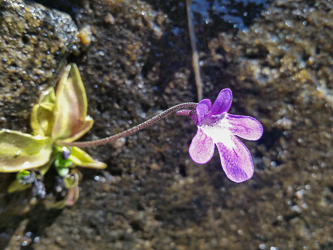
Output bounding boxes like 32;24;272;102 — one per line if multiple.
216;136;254;183
208;88;232;115
189;128;214;164
196;99;211;125
226;114;263;141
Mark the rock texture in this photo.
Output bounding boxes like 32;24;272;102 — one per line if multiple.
0;0;79;131
0;0;332;249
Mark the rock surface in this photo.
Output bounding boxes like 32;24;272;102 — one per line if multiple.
0;0;79;131
0;0;333;249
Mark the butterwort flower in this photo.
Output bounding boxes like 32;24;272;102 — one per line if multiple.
177;89;263;183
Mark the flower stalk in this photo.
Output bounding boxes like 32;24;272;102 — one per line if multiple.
58;102;197;148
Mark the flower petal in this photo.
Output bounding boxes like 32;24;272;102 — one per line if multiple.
189;128;214;164
208;88;232;115
226;114;263;141
216;136;254;183
196;99;211;125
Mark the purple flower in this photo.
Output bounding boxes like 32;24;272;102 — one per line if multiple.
177;89;263;183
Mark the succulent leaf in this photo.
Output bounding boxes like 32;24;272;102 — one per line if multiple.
31;87;56;136
31;104;54;137
8;180;32;193
63;171;79;189
46;185;79;209
68;146;107;169
38;158;54;176
39;87;56;104
52;64;94;142
0;130;53;172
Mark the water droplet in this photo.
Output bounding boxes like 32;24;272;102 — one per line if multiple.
22;161;30;168
285;20;292;27
259;244;266;250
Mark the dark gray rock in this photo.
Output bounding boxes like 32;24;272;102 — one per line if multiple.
0;0;79;131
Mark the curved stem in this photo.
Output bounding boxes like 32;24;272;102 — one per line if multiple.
58;102;197;148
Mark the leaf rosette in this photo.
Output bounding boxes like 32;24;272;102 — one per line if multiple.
1;64;106;205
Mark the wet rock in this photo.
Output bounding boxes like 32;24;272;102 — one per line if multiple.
0;0;79;247
0;0;79;131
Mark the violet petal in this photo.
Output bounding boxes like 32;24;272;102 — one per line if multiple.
216;136;254;183
226;114;263;141
196;99;211;126
189;128;214;164
208;88;232;115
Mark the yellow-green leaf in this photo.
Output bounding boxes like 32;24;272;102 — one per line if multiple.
65;185;79;206
63;171;79;189
39;87;56;104
52;64;93;142
56;117;94;144
0;130;53;172
68;146;107;169
31;104;54;136
45;185;79;209
8;180;32;193
31;105;44;136
31;87;55;136
38;158;54;175
40;102;54;111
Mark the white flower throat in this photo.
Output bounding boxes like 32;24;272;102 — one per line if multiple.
199;113;236;149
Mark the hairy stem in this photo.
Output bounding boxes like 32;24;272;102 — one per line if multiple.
58;102;197;148
186;0;203;101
